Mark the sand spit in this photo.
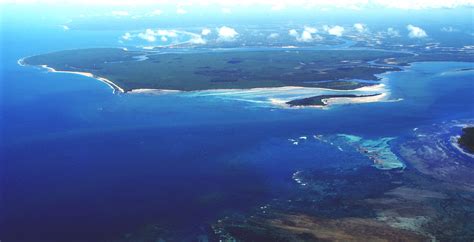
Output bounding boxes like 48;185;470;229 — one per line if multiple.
39;65;125;94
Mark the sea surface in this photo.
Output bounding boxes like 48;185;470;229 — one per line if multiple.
1;19;474;241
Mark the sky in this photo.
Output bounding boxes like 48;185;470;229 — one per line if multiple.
1;0;474;9
1;0;472;48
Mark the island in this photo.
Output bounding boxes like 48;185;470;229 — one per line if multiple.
286;94;381;107
22;48;408;92
458;127;474;153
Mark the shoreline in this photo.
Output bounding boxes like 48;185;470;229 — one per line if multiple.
269;93;390;109
323;93;388;106
17;57;26;67
450;136;474;159
20;58;397;109
24;59;387;94
38;64;125;94
128;83;387;96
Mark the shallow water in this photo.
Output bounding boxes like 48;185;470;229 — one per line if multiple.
1;21;474;241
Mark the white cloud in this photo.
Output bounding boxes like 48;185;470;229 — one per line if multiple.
157;29;177;37
62;25;70;31
304;26;318;34
324;25;345;37
176;8;187;14
289;28;322;42
134;29;179;42
201;28;211;36
122;32;132;40
289;29;298;37
111;10;129;16
441;26;458;32
300;31;313;42
217;26;238;41
386;27;400;37
407;24;427;38
189;35;206;44
138;29;157;42
267;33;279;39
353;23;367;33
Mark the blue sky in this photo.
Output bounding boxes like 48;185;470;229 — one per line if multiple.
1;0;473;49
1;0;473;10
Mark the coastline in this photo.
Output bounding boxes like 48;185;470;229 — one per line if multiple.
267;83;389;109
20;57;398;109
269;98;327;109
38;64;125;94
128;88;181;94
17;57;26;67
267;94;388;109
322;93;388;106
450;136;474;159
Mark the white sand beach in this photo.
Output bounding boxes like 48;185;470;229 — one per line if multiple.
40;65;125;93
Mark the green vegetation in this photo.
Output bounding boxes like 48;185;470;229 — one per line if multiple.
286;94;380;107
24;48;408;92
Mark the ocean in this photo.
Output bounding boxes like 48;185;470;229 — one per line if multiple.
1;14;474;242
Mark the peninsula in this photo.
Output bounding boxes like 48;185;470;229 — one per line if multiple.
22;48;408;92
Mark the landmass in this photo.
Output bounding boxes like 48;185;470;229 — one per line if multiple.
22;48;407;92
458;127;474;153
286;94;381;107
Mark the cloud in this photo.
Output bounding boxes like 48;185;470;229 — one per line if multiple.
217;26;238;41
157;29;177;37
289;29;299;37
111;10;129;16
189;35;206;44
122;32;132;40
267;33;279;39
407;24;427;38
201;28;211;36
386;27;400;37
176;8;187;14
134;29;179;42
304;26;318;34
300;31;313;42
353;23;367;33
138;29;157;42
62;25;70;31
441;26;458;32
323;25;345;37
289;28;322;42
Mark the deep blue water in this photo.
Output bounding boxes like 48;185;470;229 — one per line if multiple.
1;18;474;242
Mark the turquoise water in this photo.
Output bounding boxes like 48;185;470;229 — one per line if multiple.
1;19;474;242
